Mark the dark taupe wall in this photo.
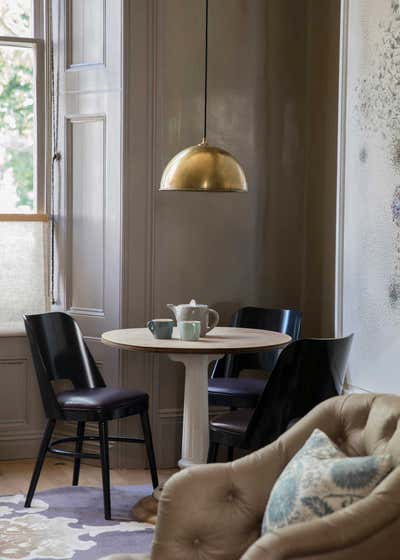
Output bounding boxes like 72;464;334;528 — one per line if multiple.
123;0;340;467
301;0;341;337
260;1;308;310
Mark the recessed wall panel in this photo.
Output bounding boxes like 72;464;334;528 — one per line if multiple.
67;0;105;68
0;360;27;425
67;116;105;315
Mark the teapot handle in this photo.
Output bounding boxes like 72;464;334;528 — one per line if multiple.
207;308;219;332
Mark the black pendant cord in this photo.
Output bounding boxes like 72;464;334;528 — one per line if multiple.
203;0;208;143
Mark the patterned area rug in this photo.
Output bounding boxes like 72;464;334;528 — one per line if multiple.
0;485;154;559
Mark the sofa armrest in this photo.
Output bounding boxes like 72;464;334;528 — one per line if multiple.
240;468;400;560
151;441;283;560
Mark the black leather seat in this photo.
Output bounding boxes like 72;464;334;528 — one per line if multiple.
24;312;159;520
57;387;149;420
208;336;354;461
208;378;265;408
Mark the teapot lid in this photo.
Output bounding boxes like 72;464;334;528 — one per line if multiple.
181;299;207;308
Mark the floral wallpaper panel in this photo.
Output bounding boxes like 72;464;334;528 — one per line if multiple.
342;0;400;392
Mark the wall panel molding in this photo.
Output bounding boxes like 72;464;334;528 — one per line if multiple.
65;0;106;70
0;359;29;426
65;114;106;318
0;339;45;459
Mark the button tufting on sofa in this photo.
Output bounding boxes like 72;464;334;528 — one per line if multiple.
104;394;400;560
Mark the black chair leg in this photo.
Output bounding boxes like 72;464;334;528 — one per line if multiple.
72;421;85;486
227;446;234;461
25;419;56;507
99;421;111;520
207;441;219;463
140;410;159;489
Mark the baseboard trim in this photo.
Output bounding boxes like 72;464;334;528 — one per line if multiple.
0;434;42;460
159;406;227;419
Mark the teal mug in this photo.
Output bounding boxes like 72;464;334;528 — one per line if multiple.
178;320;201;341
147;319;174;339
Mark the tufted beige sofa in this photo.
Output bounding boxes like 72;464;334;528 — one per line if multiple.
101;393;400;560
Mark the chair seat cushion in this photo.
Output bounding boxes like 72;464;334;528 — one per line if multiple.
208;377;266;399
262;428;393;535
210;409;253;434
57;387;148;413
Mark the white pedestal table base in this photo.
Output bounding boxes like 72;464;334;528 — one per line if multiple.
168;353;223;468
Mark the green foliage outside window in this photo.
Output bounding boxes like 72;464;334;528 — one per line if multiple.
0;1;34;212
4;149;34;208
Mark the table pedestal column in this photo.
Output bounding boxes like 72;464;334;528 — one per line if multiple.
169;353;223;468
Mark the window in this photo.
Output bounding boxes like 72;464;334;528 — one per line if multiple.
0;1;48;329
0;0;45;214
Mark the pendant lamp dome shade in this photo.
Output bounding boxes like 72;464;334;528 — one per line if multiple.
159;0;248;193
159;140;247;192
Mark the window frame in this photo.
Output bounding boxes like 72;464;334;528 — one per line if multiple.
0;0;48;220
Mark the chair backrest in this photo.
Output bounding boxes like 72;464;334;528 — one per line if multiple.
211;307;302;378
243;334;353;450
24;312;105;418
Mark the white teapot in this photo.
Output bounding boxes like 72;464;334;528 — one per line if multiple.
167;299;219;337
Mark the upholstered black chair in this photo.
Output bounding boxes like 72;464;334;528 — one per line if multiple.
208;307;302;409
24;312;158;520
207;335;353;462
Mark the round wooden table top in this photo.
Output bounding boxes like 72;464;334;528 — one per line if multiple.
101;326;291;355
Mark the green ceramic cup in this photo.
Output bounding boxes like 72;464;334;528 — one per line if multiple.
178;320;201;341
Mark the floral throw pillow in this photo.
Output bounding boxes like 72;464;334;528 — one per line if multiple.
262;428;392;534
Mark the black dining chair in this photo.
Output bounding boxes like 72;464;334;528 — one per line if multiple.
23;312;158;520
208;307;302;409
207;335;353;463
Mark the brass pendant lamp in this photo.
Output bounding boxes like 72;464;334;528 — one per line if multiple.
159;0;248;192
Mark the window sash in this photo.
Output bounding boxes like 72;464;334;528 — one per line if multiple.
0;7;47;214
0;2;50;328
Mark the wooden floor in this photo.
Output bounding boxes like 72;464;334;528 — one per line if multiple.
0;457;177;495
